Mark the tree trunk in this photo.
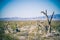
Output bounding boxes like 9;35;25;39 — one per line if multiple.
48;24;51;33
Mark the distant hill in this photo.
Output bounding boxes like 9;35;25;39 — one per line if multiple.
0;14;60;21
53;14;60;19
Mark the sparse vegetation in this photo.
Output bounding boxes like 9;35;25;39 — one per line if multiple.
0;20;60;40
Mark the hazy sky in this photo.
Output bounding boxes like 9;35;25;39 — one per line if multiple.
0;0;60;18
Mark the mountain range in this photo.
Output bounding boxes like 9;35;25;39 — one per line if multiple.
0;14;60;21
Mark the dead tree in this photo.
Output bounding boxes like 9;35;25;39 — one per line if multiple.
41;10;54;33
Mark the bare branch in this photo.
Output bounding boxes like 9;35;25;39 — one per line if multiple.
41;10;49;23
41;11;47;15
45;10;47;14
49;12;54;24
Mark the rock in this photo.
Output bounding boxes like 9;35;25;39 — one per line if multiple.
42;33;54;37
18;36;26;40
54;33;60;36
5;30;9;34
46;33;54;37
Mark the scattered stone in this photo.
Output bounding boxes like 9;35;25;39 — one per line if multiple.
18;36;26;40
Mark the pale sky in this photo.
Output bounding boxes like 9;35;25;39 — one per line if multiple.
0;0;60;18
